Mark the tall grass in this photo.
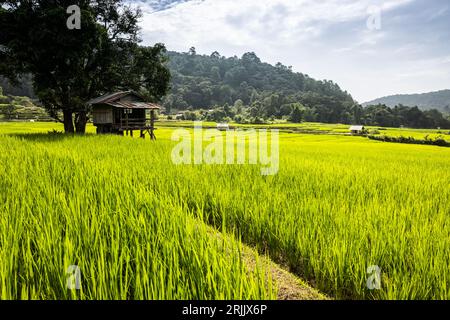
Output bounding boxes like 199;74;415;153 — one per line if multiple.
1;122;450;299
0;131;274;300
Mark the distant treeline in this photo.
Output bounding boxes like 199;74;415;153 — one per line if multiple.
2;49;450;129
368;135;450;147
364;90;450;113
163;50;450;128
359;104;450;129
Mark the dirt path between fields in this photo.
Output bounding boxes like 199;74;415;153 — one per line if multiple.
205;225;327;300
240;246;328;300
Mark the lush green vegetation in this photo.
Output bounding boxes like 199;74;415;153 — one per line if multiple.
361;104;450;129
0;1;171;133
1;0;448;301
0;86;49;121
157;120;450;142
164;50;353;115
161;50;450;129
375;127;450;142
364;89;450;112
3;48;450;129
0;123;277;300
368;134;450;147
1;122;449;300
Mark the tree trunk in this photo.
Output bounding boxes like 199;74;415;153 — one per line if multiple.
63;110;75;134
75;111;87;134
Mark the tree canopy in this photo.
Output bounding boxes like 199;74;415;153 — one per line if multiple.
162;50;450;128
364;90;450;112
2;38;449;129
163;50;354;117
0;0;170;133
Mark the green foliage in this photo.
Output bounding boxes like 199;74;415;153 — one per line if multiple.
290;104;305;123
5;42;450;129
163;50;450;128
0;96;8;104
363;104;450;129
0;1;171;133
206;108;228;122
0;91;50;120
364;90;450;112
0;126;276;300
0;103;16;119
1;123;450;299
163;50;354;119
368;134;450;147
180;110;200;121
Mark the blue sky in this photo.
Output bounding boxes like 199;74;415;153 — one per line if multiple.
136;0;450;103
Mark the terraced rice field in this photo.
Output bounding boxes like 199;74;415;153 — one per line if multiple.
1;122;449;299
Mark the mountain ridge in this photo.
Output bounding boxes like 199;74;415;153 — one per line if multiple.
363;89;450;112
2;50;450;128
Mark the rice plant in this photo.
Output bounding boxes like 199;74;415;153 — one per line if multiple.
1;122;449;299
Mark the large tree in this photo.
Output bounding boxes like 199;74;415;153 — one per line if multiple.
0;0;170;133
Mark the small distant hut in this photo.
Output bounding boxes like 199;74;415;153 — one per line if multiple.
349;125;365;135
88;91;160;139
217;123;230;131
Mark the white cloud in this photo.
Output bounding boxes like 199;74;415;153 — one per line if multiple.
139;0;408;51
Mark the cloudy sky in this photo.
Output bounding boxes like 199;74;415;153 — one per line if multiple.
135;0;450;103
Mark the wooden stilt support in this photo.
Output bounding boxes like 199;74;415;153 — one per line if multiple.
150;109;156;140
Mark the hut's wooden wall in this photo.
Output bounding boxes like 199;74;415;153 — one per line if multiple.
93;105;113;124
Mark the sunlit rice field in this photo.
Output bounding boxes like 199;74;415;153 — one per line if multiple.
0;122;449;300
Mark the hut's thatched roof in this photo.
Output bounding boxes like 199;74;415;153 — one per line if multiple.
88;91;160;110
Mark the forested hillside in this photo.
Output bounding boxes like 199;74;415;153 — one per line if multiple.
364;90;450;112
2;50;449;128
161;50;449;128
163;50;356;120
0;86;49;121
0;75;35;98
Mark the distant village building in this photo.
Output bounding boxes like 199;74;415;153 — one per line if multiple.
217;123;230;131
88;91;160;139
349;125;365;135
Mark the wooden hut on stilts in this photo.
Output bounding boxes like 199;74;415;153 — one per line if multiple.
88;91;160;139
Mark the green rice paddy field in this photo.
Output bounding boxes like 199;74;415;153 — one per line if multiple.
0;122;449;300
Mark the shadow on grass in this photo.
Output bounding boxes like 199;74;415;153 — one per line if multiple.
6;132;97;142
